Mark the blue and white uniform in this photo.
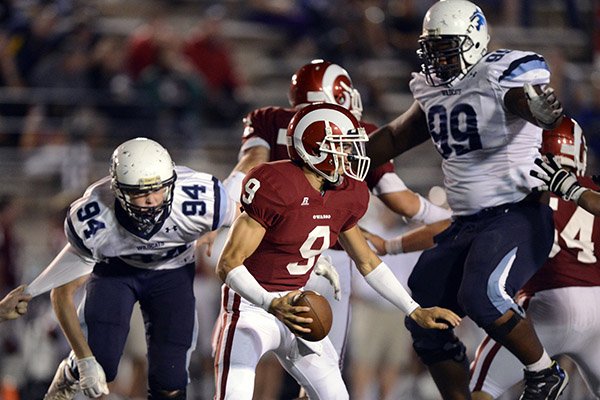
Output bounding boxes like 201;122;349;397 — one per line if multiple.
405;50;555;364
65;166;236;393
411;49;549;216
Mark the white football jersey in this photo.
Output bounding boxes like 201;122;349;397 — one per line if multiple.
410;49;551;215
65;166;236;270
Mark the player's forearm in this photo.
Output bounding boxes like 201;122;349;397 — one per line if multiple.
51;277;93;359
364;262;420;315
577;189;600;216
366;101;429;168
387;219;451;254
223;265;278;311
233;146;269;175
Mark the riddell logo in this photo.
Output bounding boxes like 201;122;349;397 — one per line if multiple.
313;214;331;220
301;197;310;206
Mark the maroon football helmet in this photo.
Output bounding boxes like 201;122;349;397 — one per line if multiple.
541;117;587;176
288;59;363;120
287;103;370;184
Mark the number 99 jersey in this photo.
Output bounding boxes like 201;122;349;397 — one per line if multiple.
240;160;369;291
65;166;236;270
410;49;551;215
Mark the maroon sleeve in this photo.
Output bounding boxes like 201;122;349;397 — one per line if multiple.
365;161;395;191
240;107;279;147
241;164;288;229
340;180;370;232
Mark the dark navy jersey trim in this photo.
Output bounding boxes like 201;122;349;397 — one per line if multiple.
66;214;93;257
498;54;546;82
212;176;221;231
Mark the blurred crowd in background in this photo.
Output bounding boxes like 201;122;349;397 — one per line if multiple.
0;0;599;399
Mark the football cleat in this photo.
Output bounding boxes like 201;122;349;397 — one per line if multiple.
44;358;80;400
519;360;569;400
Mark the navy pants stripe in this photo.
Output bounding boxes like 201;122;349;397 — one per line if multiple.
84;261;196;391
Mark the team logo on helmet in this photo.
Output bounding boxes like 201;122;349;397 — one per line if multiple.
286;103;370;184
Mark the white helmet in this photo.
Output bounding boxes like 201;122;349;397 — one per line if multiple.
418;0;490;86
110;137;176;233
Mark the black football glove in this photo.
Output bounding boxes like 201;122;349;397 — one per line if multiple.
530;153;587;202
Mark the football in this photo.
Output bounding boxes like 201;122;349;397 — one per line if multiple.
292;290;333;342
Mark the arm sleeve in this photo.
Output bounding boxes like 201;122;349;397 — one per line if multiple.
213;177;238;229
364;262;420;315
410;194;453;224
26;243;95;297
340;182;370;232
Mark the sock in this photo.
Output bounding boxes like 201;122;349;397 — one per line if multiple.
525;350;552;372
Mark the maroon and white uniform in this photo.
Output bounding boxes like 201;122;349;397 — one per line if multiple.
240;106;403;357
214;161;369;400
470;176;600;398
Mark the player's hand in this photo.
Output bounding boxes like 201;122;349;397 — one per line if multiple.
530;154;588;202
76;356;109;398
313;256;341;300
196;229;219;258
269;291;313;336
0;285;32;321
364;232;387;256
524;83;563;129
409;306;461;330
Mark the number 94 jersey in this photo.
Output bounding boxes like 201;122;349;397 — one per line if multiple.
410;49;551;215
241;160;369;291
65;166;236;270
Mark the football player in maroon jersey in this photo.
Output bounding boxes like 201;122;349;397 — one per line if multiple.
475;117;600;398
212;103;461;400
221;58;451;358
217;58;451;399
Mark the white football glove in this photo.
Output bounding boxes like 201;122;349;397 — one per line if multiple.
524;83;563;130
313;256;341;301
530;154;588;202
76;356;109;398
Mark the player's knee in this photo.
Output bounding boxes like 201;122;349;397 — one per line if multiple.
456;284;483;316
148;388;186;399
418;336;467;365
405;316;466;365
483;311;523;342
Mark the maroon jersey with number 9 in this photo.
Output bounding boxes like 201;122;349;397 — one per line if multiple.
241;160;369;291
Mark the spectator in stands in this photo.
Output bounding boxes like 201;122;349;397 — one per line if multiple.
136;30;208;139
183;5;248;126
6;4;63;87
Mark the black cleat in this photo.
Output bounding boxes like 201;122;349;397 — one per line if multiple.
519;360;569;400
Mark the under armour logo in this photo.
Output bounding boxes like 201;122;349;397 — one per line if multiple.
301;197;310;206
165;225;178;233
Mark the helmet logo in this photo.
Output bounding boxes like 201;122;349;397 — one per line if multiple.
470;10;486;31
139;176;162;188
